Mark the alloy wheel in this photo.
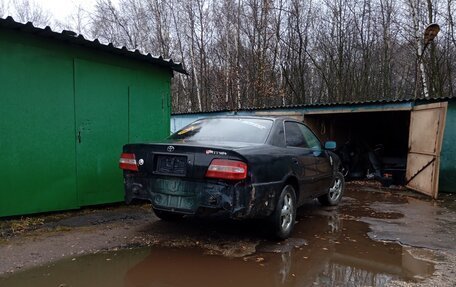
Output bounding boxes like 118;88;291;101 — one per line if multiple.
280;192;294;231
329;178;342;201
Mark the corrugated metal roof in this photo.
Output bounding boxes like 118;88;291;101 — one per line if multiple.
0;16;187;75
172;95;455;115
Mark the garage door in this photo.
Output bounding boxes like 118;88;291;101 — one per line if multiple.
406;102;447;198
74;59;129;206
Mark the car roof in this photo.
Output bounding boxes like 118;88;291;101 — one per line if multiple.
196;115;298;122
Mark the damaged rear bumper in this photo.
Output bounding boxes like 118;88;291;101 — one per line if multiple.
123;175;282;219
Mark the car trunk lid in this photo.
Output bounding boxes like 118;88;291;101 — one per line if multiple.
121;142;248;180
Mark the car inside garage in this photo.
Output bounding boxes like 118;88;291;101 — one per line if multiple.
303;102;447;198
305;110;409;180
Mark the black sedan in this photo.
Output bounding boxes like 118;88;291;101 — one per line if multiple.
119;116;344;239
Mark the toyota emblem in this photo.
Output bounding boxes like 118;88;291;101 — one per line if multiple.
167;146;175;152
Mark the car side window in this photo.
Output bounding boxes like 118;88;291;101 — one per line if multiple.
299;124;322;151
285;122;309;148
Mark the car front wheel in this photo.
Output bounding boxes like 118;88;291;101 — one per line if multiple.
270;184;297;239
318;171;345;206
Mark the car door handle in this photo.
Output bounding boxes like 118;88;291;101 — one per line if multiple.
292;158;299;165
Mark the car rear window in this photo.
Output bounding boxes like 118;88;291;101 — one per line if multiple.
170;118;273;144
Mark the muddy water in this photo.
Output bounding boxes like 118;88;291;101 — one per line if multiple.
0;197;435;287
0;242;433;287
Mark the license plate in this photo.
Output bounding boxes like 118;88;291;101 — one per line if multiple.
155;155;187;176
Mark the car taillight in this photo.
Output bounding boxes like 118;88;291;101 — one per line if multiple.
119;153;138;171
206;159;247;180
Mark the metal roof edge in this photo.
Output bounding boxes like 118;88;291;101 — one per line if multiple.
0;16;188;75
172;96;454;115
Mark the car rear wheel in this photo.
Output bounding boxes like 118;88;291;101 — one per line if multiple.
270;185;297;239
153;208;184;221
318;171;345;206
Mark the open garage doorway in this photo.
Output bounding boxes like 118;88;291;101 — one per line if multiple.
303;102;447;198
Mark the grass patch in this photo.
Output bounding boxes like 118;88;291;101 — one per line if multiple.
0;217;45;236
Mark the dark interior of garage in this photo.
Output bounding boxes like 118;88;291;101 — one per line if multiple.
305;111;411;185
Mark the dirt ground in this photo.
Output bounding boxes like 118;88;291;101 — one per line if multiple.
0;182;455;287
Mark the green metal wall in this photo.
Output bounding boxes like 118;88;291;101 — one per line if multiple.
440;100;456;193
0;28;171;217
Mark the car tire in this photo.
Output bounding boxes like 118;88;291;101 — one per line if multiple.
318;171;345;206
153;208;184;221
269;184;297;240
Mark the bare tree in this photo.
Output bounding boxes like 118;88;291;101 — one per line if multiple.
185;1;203;111
10;0;51;27
0;0;6;18
445;0;456;96
168;0;189;111
70;0;455;113
378;0;395;99
55;5;91;35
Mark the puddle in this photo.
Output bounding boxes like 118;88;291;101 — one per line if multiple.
341;189;456;251
0;199;435;287
0;242;434;287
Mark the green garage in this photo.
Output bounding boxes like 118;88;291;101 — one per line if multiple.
0;17;186;217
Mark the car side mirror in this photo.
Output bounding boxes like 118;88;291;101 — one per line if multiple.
324;141;337;150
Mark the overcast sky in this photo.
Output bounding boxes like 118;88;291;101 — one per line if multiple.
2;0;110;23
39;0;96;22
